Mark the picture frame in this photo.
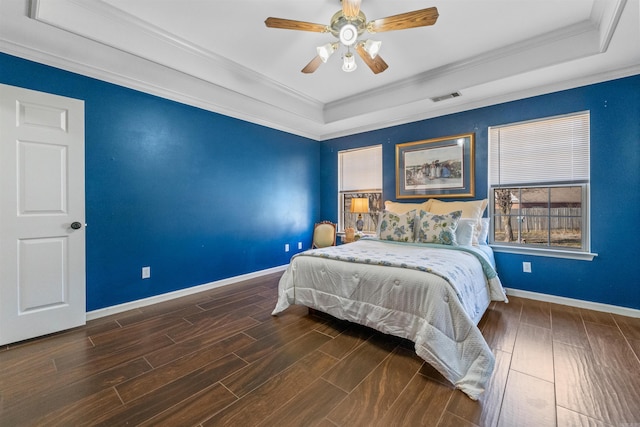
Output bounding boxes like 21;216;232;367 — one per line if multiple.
396;133;475;199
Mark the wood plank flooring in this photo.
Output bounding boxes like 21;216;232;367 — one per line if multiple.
1;272;639;426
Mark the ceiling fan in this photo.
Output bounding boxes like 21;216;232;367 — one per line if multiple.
265;0;439;74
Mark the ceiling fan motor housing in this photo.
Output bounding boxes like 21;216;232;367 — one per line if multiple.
339;24;358;45
329;10;367;43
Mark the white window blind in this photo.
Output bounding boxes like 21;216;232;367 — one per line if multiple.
339;145;382;191
489;112;590;186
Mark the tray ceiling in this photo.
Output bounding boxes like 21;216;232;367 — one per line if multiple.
1;0;639;140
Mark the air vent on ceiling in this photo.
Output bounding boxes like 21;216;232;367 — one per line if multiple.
430;91;461;102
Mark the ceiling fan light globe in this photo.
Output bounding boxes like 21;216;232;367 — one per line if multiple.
317;42;337;63
342;52;357;72
339;23;358;46
363;39;382;59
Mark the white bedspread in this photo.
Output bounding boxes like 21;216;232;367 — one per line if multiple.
272;239;507;399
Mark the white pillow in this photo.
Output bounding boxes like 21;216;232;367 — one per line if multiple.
384;200;432;215
478;218;490;245
428;199;488;219
456;219;477;246
415;210;461;245
378;210;417;243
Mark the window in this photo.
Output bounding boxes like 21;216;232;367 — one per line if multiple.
338;145;382;233
488;112;595;259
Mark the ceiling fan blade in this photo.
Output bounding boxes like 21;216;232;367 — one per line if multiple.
342;0;362;19
265;17;328;33
301;55;324;74
367;7;439;33
355;44;388;74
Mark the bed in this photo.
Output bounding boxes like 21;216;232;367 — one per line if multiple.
272;201;507;399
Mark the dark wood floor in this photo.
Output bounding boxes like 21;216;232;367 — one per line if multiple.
1;272;639;426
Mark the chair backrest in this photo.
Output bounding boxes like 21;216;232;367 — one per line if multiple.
312;221;336;248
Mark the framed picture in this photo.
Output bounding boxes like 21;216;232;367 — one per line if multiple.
396;133;475;198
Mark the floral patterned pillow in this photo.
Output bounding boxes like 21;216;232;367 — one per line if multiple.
416;210;462;245
378;210;416;242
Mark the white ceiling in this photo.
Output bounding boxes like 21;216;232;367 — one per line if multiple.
1;0;639;140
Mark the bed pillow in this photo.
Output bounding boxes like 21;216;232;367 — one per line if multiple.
478;218;490;245
456;219;477;246
416;210;462;245
429;199;488;220
384;200;432;215
378;210;416;242
428;199;487;244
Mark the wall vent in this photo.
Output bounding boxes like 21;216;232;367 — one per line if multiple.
430;91;461;102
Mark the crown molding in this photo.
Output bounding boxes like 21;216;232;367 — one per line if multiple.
323;17;610;123
4;37;638;142
313;60;640;141
0;38;326;140
592;0;628;51
31;0;325;123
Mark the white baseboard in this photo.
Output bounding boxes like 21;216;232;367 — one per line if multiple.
86;269;639;321
505;288;640;318
86;265;288;321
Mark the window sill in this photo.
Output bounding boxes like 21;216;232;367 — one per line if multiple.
338;232;376;243
490;244;598;261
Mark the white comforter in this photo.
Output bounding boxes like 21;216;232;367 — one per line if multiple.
272;238;507;399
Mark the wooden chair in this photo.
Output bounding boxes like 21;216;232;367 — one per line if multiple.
312;221;337;248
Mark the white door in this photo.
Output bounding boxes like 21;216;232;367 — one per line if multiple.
0;84;85;346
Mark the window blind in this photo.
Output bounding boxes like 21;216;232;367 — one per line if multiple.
489;112;590;186
339;145;382;191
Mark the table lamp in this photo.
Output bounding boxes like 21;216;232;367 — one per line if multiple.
350;198;369;232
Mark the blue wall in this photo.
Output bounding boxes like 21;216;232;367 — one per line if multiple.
0;53;320;311
2;52;639;311
321;75;640;310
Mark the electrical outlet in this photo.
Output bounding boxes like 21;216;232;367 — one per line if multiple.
298;241;302;250
142;266;151;279
522;262;532;273
285;244;290;252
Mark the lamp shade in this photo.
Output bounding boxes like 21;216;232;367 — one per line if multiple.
342;52;357;72
350;198;369;213
362;39;382;59
317;42;338;63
